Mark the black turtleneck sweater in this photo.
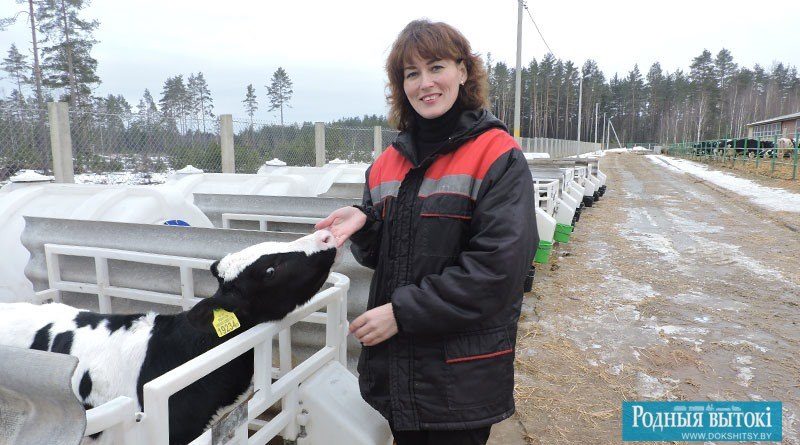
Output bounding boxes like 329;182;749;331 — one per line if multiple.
412;101;463;165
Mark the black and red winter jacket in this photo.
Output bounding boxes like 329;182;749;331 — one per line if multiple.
350;108;538;431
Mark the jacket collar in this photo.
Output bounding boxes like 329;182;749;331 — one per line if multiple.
392;109;509;166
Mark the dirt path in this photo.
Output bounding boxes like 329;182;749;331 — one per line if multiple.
497;153;800;444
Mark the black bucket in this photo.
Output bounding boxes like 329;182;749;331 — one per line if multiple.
523;265;536;292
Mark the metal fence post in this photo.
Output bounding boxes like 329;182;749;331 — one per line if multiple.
315;122;325;167
219;114;235;173
373;126;382;159
48;102;74;183
793;132;798;181
770;135;777;174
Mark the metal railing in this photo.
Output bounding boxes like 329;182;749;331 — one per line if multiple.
35;243;349;445
221;213;322;231
663;134;799;181
517;137;601;158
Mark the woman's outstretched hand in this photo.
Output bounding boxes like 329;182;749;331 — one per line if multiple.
314;206;368;248
349;303;398;346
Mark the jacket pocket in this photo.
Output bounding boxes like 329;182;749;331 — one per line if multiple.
416;195;473;258
444;326;515;410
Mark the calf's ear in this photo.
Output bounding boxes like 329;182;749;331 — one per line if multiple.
210;260;224;284
187;297;233;334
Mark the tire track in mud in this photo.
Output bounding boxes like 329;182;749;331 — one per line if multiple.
513;153;799;444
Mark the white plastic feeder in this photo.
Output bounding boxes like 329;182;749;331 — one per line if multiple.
535;207;556;243
554;198;575;226
567;181;585;202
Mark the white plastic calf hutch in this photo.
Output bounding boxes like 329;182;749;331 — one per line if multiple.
162;166;315;202
164;161;368;202
0;173;212;303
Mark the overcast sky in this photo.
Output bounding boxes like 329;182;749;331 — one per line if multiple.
1;0;797;124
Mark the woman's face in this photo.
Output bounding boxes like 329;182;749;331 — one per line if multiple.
403;53;467;120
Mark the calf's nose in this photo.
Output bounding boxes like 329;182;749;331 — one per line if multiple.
314;229;337;249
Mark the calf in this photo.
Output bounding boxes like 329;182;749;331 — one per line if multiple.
777;138;796;158
0;230;339;445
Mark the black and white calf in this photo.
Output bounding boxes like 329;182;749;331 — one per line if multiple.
0;230;339;445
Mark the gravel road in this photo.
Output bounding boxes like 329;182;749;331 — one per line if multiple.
490;152;800;444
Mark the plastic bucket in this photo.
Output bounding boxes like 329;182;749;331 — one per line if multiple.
553;223;573;243
523;265;536;292
534;240;553;264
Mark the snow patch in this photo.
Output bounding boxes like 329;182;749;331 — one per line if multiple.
663;209;724;234
75;171;171;185
636;372;679;399
669;291;750;313
621;230;681;263
719;339;769;353
646;155;686;174
649;155;800;213
735;367;754;387
687;235;795;285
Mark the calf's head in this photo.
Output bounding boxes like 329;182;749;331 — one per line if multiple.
187;230;339;333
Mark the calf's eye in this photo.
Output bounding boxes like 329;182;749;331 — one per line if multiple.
265;267;276;279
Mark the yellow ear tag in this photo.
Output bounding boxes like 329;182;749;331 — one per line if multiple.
212;308;241;338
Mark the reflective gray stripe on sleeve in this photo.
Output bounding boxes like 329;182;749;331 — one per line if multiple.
418;174;483;200
370;180;401;203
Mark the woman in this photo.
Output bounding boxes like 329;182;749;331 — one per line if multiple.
315;19;538;445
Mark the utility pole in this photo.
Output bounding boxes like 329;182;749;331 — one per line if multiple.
594;103;599;144
576;75;583;141
602;112;607;150
513;0;522;138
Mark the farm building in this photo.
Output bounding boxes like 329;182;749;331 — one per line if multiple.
746;111;800;139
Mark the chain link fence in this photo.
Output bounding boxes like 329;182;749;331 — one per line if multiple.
325;125;374;164
5;103;610;186
0;105;51;181
1;105;404;184
232;119;315;172
66;110;219;184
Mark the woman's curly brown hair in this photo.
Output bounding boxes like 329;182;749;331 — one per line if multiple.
386;19;489;131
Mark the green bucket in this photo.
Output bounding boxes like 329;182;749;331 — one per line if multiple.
553;223;573;243
534;240;553;264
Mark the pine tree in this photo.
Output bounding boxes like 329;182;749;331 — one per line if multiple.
2;44;31;105
159;75;189;132
186;73;200;121
191;72;213;131
35;0;100;108
266;67;293;125
243;84;258;124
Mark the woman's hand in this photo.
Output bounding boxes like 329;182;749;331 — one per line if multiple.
314;206;368;248
349;303;398;346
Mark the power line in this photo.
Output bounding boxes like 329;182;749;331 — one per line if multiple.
521;1;554;56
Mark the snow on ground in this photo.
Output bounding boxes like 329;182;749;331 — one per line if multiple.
2;171;171;188
74;171;171;185
647;155;800;213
